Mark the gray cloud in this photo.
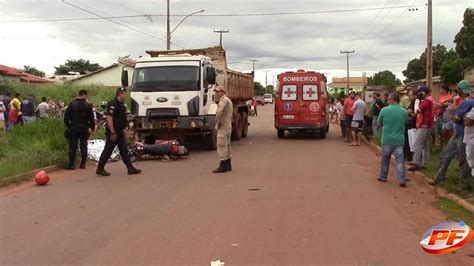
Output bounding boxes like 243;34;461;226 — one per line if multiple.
0;0;472;83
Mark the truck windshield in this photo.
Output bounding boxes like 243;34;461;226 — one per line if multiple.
132;66;200;92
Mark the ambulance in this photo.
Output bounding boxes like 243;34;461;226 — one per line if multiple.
274;69;329;139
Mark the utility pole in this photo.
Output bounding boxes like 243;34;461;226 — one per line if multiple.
213;29;229;46
166;0;170;50
249;59;259;77
340;50;355;94
426;0;433;89
264;70;270;93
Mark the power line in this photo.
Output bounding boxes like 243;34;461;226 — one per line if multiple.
352;0;400;48
346;0;392;47
0;4;427;23
59;1;165;41
0;14;149;23
59;0;186;48
355;0;418;51
1;37;150;42
72;0;180;48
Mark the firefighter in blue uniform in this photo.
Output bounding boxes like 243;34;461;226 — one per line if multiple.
96;87;141;176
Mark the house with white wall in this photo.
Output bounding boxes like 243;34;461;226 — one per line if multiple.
69;60;134;87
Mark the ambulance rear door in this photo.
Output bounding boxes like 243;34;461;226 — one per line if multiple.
277;83;300;125
298;80;324;126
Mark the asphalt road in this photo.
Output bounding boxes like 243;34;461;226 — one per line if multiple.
1;104;473;265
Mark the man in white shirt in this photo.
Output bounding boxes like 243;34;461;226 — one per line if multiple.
350;92;367;146
36;97;50;119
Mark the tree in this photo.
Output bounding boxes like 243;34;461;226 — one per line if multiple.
254;82;266;96
454;8;474;61
420;45;457;76
367;70;402;90
403;44;455;82
266;85;275;95
54;59;102;75
402;58;425;82
21;65;45;77
440;56;473;84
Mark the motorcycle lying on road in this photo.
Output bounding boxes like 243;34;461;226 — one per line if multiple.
128;140;190;162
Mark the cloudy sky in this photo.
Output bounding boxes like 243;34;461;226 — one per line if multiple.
0;0;472;85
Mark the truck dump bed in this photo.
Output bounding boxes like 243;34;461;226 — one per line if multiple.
146;46;254;102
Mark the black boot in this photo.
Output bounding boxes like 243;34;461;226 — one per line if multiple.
226;159;232;171
65;163;75;170
213;161;227;173
79;159;86;169
96;168;111;176
128;166;142;175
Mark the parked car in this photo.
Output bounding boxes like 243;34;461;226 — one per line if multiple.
263;93;273;104
255;96;265;105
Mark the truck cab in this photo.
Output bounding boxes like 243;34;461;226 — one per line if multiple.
122;54;218;145
121;46;253;149
274;69;329;139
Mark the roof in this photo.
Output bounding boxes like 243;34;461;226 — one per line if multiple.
69;63;118;82
0;64;52;83
0;65;24;77
328;76;367;87
366;85;387;91
405;76;442;85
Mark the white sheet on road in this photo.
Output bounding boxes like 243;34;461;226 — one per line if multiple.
87;139;120;162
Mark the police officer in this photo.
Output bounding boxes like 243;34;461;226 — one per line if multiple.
96;87;141;176
64;90;95;170
213;86;234;173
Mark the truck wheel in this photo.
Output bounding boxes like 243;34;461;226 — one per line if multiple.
206;129;217;150
277;129;285;139
241;112;248;138
232;113;242;140
319;129;327;139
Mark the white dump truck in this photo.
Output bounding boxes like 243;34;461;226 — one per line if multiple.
121;46;254;149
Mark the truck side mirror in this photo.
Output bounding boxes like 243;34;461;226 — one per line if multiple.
121;69;129;87
206;67;216;85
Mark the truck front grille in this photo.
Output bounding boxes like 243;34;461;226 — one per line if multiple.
146;108;180;118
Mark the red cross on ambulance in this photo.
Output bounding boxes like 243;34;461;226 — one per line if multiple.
282;85;297;100
303;85;318;100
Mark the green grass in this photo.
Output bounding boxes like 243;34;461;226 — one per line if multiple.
371;135;472;199
437;197;474;227
0;119;68;182
0;78;113;186
0;118;106;186
423;147;474;199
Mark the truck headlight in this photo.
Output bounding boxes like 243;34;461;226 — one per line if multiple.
189;120;203;128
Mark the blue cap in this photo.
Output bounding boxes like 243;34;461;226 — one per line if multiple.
419;85;430;93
